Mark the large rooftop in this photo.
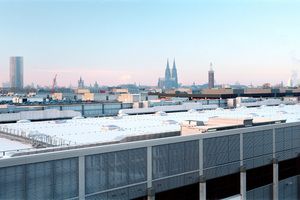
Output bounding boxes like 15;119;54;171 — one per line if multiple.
1;104;300;147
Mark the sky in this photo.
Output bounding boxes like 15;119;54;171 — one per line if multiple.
1;0;300;87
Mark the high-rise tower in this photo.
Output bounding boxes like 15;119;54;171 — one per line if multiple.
165;59;171;79
10;56;23;89
208;63;214;89
172;59;178;88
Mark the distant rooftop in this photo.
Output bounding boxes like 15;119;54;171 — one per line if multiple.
1;104;300;153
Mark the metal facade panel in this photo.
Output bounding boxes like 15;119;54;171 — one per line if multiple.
85;154;108;194
246;184;273;200
152;178;170;193
153;140;199;179
244;131;273;159
107;151;129;189
203;154;216;168
86;193;107;200
278;176;299;200
152;144;169;179
215;165;229;177
227;162;240;175
128;148;147;184
184;172;199;185
203;138;216;155
107;188;128;200
0;165;25;199
128;183;147;199
85;148;146;195
228;135;240;151
25;161;54;199
204;161;240;180
0;158;79;200
203;135;238;168
53;158;79;199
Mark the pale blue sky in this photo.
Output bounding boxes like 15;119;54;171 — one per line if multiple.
1;0;300;87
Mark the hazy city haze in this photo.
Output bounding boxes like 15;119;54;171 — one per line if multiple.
1;0;300;87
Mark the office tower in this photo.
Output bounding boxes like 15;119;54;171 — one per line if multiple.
288;78;293;87
208;63;214;89
172;59;178;88
10;56;23;89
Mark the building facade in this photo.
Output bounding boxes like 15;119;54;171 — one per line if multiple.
10;56;23;89
1;120;300;199
208;63;214;89
158;59;178;91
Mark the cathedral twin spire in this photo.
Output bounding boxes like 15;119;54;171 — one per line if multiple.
164;58;178;88
165;59;177;78
165;59;171;78
158;58;179;90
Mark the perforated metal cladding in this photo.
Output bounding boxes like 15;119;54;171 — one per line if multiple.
275;126;300;161
152;140;199;179
86;192;107;200
278;175;299;200
86;188;132;200
0;165;25;199
243;130;273;160
107;188;128;200
0;158;79;200
246;184;273;200
203;135;240;169
203;162;240;180
52;158;79;199
243;154;273;170
85;148;147;195
152;172;197;193
128;183;147;199
85;153;108;193
150;172;197;194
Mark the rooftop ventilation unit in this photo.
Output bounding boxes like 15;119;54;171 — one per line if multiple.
109;116;122;120
17;119;31;123
72;116;85;120
247;113;259;117
50;120;66;124
276;111;288;114
162;120;178;124
155;111;167;116
102;125;121;131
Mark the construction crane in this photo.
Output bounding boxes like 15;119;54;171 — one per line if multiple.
51;74;57;94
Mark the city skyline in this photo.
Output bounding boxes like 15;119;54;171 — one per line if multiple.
1;0;300;87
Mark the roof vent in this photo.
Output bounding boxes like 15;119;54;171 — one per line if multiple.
155;111;167;116
102;125;121;131
162;120;178;124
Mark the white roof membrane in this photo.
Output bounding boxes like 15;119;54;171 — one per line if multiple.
1;104;300;146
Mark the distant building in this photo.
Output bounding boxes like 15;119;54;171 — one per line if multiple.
94;81;99;89
10;56;23;89
2;82;10;88
288;78;293;87
158;59;178;90
208;63;214;89
78;76;84;89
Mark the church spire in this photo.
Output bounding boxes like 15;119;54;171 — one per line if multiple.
165;59;171;79
172;58;178;88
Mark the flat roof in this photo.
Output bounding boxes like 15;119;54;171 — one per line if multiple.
0;138;31;152
1;104;300;149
